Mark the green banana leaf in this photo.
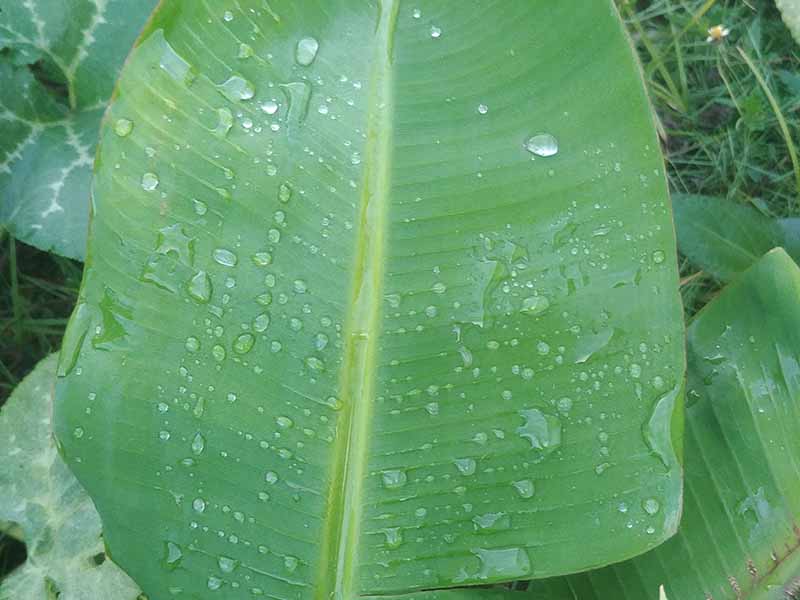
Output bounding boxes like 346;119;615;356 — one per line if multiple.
0;0;157;260
0;355;142;600
54;1;685;597
519;248;800;599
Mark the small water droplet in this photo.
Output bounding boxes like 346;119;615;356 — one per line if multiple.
524;133;559;157
141;172;159;191
207;576;222;591
653;250;666;264
265;471;279;484
477;104;488;115
214;108;233;137
218;556;238;573
114;118;133;137
383;527;403;548
643;498;661;515
218;75;255;101
164;541;183;569
295;36;319;66
430;25;442;38
512;479;535;498
185;336;200;352
262;100;279;115
454;458;476;475
517;409;562;455
382;470;407;489
191;432;205;455
212;344;226;362
73;426;84;439
238;42;254;59
284;555;299;572
213;248;238;267
278;182;292;202
192;498;206;513
233;333;255;354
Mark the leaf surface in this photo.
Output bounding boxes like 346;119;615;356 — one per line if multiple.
0;0;156;259
55;1;685;597
521;249;800;599
0;354;142;600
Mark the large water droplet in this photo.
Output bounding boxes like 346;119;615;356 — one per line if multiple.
233;333;255;354
213;248;238;267
472;512;510;533
454;458;477;475
218;75;255;101
524;133;559;157
517;409;561;455
218;556;238;573
512;479;535;498
163;541;183;569
214;108;233;137
295;36;319;66
141;172;159;191
187;271;212;303
191;432;206;455
114;118;133;137
382;470;407;489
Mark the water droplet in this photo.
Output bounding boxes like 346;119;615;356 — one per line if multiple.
278;182;292;203
191;432;205;455
537;341;550;355
643;385;681;472
517;409;562;455
213;248;238;267
432;282;447;294
473;512;510;532
218;556;238;573
223;10;234;21
253;313;271;332
284;555;299;572
382;470;407;489
192;199;208;215
214;108;233;137
238;42;254;59
280;81;312;124
192;498;206;513
653;250;666;264
293;279;308;293
141;172;159;191
156;31;196;85
412;8;421;18
185;336;200;352
265;471;279;484
643;498;661;515
306;356;325;371
477;104;488;115
295;36;319;66
454;458;476;475
262;100;279;115
629;363;642;379
469;547;531;581
276;416;294;429
574;328;614;364
520;296;549;316
164;541;183;569
73;426;84;439
218;75;255;101
383;527;403;548
430;25;442;38
207;576;222;591
233;333;255;354
114;118;133;137
252;252;273;267
524;133;559;157
512;479;535;498
212;344;226;362
187;271;212;303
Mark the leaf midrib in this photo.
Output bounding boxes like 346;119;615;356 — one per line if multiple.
316;2;399;599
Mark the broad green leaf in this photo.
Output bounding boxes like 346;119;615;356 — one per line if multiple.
522;249;800;599
0;355;141;600
55;1;685;597
776;0;800;46
672;194;786;282
0;0;157;260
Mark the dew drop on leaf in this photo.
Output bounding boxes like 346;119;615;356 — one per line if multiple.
141;172;159;191
524;133;559;157
114;118;133;137
295;36;319;66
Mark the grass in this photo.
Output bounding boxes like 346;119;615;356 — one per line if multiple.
1;0;799;587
